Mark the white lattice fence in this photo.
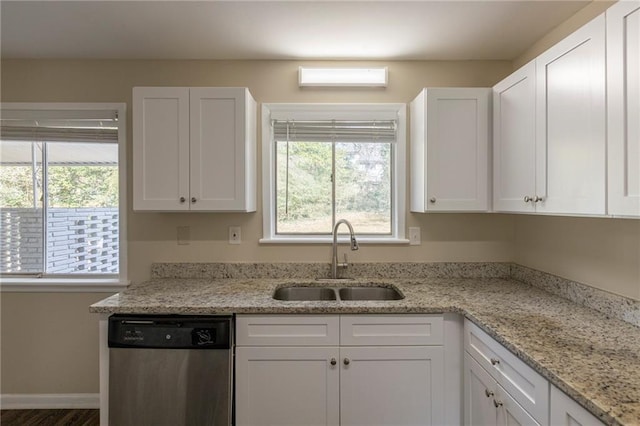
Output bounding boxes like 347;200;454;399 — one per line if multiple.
1;208;119;274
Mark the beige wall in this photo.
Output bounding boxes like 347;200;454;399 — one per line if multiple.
1;293;111;393
1;59;515;395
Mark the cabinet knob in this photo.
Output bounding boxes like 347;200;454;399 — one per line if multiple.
484;389;494;398
343;358;350;366
534;196;544;203
191;197;197;203
179;197;186;203
493;400;503;408
490;358;500;366
429;197;436;204
330;358;337;366
524;196;533;203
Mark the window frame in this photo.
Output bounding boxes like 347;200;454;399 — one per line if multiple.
260;103;408;244
0;102;128;292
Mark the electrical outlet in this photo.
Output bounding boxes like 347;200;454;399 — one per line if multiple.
409;227;421;246
177;226;190;245
229;226;241;245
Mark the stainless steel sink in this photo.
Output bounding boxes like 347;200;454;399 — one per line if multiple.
273;285;403;301
338;286;404;301
273;287;337;301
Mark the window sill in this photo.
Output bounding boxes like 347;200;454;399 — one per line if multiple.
259;237;410;245
0;278;129;293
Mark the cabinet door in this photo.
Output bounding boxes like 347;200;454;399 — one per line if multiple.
550;385;604;426
235;346;339;426
493;62;537;213
410;88;491;212
464;353;497;426
607;0;640;216
133;87;190;211
190;87;256;211
496;387;540;426
535;15;606;215
340;346;444;426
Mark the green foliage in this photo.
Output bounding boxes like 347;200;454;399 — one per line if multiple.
48;165;118;207
0;166;36;208
0;164;118;208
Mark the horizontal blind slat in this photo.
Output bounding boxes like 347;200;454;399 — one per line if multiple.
0;126;118;143
273;120;396;143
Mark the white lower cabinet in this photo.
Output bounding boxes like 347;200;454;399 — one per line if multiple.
235;314;445;426
550;385;604;426
465;353;539;426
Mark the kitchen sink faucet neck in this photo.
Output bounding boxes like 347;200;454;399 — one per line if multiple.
332;219;359;279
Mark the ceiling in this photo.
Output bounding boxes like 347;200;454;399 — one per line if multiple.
1;1;591;61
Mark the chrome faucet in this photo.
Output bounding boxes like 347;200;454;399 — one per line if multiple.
331;219;359;279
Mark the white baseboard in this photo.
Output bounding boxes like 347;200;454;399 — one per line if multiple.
0;393;100;409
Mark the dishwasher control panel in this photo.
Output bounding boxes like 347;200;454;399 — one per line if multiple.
108;315;232;349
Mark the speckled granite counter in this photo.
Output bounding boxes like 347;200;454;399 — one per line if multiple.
91;276;640;426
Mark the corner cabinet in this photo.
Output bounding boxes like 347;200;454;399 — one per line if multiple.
235;314;446;426
550;385;604;426
493;15;607;216
133;87;256;212
410;88;491;212
607;0;640;217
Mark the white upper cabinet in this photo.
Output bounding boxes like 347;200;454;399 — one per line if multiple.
535;15;606;215
493;61;537;213
411;88;491;212
607;0;640;217
133;87;256;212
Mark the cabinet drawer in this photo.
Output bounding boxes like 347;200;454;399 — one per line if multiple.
550;385;604;426
464;320;549;424
341;315;443;346
236;315;339;346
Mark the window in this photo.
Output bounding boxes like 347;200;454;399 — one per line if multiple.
261;104;406;243
0;104;127;288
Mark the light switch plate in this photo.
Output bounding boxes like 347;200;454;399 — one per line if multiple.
229;226;241;244
409;227;421;245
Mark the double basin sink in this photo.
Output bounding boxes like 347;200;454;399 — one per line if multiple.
273;284;404;301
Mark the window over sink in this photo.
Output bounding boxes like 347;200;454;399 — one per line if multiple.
261;103;407;243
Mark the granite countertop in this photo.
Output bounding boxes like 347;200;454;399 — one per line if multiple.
91;277;640;426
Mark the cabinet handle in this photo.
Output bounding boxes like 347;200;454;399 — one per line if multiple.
524;196;533;202
534;196;544;203
330;358;337;366
484;389;494;398
429;197;436;204
490;358;500;366
191;197;197;203
493;400;503;408
179;197;186;203
343;358;350;366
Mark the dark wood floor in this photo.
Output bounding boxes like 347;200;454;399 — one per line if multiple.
0;409;99;426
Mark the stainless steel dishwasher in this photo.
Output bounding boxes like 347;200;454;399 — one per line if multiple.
108;315;233;426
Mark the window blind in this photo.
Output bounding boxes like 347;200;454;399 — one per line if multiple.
0;110;118;144
273;120;396;143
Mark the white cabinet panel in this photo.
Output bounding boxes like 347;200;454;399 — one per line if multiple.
236;315;340;346
235;346;340;426
411;88;491;212
133;86;256;212
535;15;606;215
607;0;640;216
340;314;443;346
550;385;604;426
340;346;444;426
133;87;190;211
464;352;497;426
493;61;537;213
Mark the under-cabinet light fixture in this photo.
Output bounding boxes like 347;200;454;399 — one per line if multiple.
298;67;388;87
